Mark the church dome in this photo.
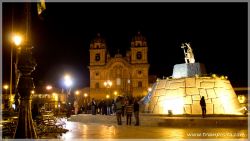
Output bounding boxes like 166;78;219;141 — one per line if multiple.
90;33;106;49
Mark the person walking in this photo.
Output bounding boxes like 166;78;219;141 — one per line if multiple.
133;98;140;126
200;96;206;118
125;99;133;125
91;98;97;115
115;96;122;125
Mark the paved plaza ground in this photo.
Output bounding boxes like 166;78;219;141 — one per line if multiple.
52;114;249;140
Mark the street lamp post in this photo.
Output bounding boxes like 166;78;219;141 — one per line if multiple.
11;34;22;111
83;93;88;114
63;74;73;116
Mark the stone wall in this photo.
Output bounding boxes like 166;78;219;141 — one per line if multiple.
146;76;243;115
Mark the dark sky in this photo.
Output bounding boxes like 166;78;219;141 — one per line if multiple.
2;2;248;90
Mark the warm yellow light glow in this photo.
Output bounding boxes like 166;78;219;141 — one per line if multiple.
106;95;110;99
238;95;246;104
3;85;9;90
75;90;80;95
148;87;152;92
114;91;117;95
31;90;35;94
212;74;217;78
64;74;73;87
13;35;22;46
84;93;88;97
46;85;52;90
162;97;184;115
104;80;112;87
10;95;15;102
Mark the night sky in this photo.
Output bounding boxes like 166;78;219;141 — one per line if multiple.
2;2;248;90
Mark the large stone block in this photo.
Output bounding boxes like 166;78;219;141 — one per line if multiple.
195;78;203;88
191;102;201;114
149;96;159;107
214;88;226;98
184;105;192;114
186;88;199;95
211;98;220;104
206;103;214;114
184;96;192;104
166;89;185;98
201;81;215;88
206;89;217;98
178;88;186;96
224;81;233;90
214;80;225;88
185;77;196;87
205;99;211;104
156;80;166;89
153;104;160;114
169;82;185;89
192;95;201;101
158;96;166;102
199;88;208;99
172;63;206;78
155;89;167;97
165;81;170;89
192;100;200;105
172;78;185;82
214;104;224;114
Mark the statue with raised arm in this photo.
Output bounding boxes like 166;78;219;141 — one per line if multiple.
181;42;195;63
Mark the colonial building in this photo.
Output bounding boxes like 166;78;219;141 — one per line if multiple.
88;32;150;99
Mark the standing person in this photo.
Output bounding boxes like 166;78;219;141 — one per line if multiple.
200;96;206;118
91;98;97;115
115;96;122;125
125;99;133;125
133;98;140;126
74;100;79;115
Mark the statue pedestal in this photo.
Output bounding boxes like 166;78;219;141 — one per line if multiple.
172;63;206;78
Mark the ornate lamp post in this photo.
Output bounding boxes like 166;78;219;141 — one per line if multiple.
63;74;73;116
84;93;88;114
104;80;112;99
14;44;37;138
11;34;22;111
13;3;37;138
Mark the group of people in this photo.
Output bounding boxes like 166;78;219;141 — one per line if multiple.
115;96;140;126
90;96;141;126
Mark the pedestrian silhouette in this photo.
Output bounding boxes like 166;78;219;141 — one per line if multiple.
200;96;206;118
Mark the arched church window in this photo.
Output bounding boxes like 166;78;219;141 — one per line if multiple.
95;53;100;61
136;52;142;60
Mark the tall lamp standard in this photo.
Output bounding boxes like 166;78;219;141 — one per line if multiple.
63;74;73;115
11;34;22;110
84;93;88;114
104;80;112;99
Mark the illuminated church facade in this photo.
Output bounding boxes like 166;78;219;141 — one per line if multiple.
88;32;150;99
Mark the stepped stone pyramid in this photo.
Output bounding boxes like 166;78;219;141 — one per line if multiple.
141;43;243;115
